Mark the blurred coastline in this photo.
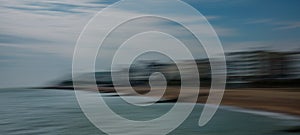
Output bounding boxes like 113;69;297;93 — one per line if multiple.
39;50;300;117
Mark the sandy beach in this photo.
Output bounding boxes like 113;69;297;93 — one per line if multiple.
97;86;300;116
42;86;300;116
203;89;300;116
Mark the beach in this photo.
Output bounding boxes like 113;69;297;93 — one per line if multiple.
96;86;300;116
206;89;300;116
1;88;299;135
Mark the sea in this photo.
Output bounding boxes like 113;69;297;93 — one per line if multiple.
0;88;299;135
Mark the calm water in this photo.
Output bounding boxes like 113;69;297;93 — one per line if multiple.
0;88;299;135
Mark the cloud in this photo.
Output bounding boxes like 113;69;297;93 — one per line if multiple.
1;0;107;14
223;40;300;52
0;0;110;59
0;0;234;67
246;19;273;24
246;18;300;30
205;15;221;20
272;22;300;30
0;34;53;44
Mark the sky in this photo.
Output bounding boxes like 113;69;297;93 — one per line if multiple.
0;0;300;88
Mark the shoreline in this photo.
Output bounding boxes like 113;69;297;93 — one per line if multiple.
40;86;300;117
218;104;300;120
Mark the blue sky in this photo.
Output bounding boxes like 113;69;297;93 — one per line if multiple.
0;0;300;88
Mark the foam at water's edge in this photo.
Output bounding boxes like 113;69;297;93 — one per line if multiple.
218;105;300;121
